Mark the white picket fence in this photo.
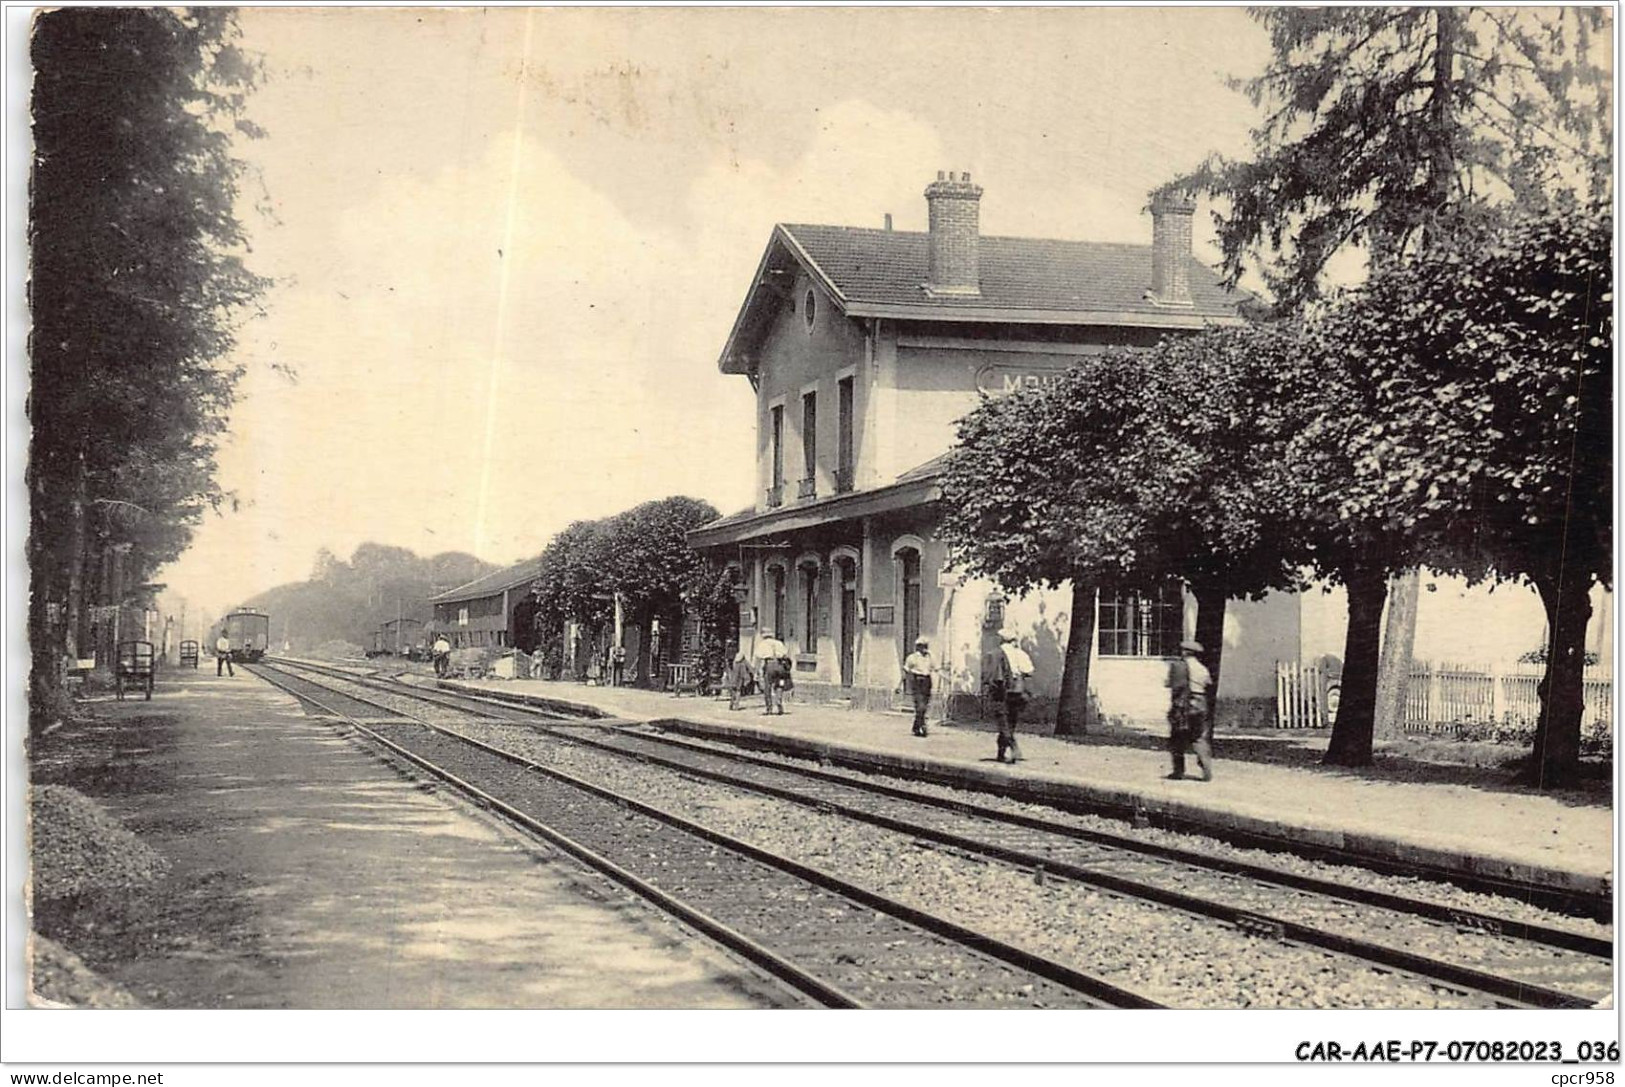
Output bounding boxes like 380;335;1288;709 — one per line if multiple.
1403;661;1614;733
1275;661;1332;729
1274;659;1615;733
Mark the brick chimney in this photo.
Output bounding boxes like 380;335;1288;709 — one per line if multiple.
924;170;983;296
1148;188;1197;306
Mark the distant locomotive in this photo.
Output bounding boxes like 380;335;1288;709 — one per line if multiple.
224;608;270;663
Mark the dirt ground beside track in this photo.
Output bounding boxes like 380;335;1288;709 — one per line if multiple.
28;670;792;1009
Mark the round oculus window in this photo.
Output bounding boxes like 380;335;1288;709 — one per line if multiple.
804;289;816;330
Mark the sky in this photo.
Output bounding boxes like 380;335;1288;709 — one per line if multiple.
159;6;1276;625
143;6;1605;666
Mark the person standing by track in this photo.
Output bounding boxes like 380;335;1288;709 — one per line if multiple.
215;630;234;677
725;652;755;711
901;636;934;737
432;635;452;679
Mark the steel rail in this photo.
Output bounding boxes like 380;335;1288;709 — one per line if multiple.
604;726;1615;957
254;662;1160;1009
275;658;1610;958
249;664;857;1008
393;666;1612;935
583;729;1599;1008
264;660;1601;1009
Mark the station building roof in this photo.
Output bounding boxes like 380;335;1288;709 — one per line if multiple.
720;224;1249;374
429;556;545;604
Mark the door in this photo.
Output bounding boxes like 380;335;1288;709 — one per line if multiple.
837;557;857;687
900;548;922;653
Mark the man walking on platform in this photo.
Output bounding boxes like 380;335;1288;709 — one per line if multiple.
215;630;234;677
902;636;934;736
1166;639;1214;781
756;629;790;715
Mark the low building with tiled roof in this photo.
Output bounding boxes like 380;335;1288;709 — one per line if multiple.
690;173;1297;724
429;555;546;652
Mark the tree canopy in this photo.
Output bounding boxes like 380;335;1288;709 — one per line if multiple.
237;544;496;651
529;497;723;634
1182;7;1611;311
940;324;1311;732
29;8;269;721
1321;201;1613;783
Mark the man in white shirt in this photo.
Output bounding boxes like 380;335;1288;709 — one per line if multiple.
1166;639;1214;781
215;631;234;677
755;629;790;715
901;637;934;737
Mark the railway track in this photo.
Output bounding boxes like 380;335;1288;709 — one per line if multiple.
257;658;1613;1009
250;660;1160;1009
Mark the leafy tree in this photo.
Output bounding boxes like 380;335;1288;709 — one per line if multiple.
942;325;1309;734
1131;324;1314;688
1278;316;1443;766
238;544;496;651
941;350;1156;734
29;8;267;722
527;498;722;684
530;519;616;637
603;497;722;625
1185;7;1610;311
1173;6;1610;764
1332;203;1612;785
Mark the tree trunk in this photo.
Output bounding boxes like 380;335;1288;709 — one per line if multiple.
1525;570;1592;788
1428;10;1459;208
1054;579;1097;735
63;458;86;661
1190;580;1228;691
1324;566;1388;766
1373;568;1420;740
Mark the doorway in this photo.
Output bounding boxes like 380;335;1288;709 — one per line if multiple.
511;599;541;654
899;547;922;653
836;556;857;687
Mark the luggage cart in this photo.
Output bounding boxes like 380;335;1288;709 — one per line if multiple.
116;640;155;701
179;640;200;669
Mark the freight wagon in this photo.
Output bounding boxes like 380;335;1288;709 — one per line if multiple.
224;608;270;663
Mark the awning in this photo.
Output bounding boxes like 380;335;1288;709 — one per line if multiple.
687;473;942;550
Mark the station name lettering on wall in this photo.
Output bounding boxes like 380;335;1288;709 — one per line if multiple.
974;364;1071;397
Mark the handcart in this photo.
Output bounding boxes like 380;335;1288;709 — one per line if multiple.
116;640;155;701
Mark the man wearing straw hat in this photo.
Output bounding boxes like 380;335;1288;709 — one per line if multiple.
1166;639;1214;781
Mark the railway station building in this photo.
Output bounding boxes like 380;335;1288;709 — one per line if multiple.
430;556;546;654
688;173;1301;724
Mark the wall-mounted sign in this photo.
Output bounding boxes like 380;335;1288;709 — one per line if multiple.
975;363;1072;398
867;604;895;625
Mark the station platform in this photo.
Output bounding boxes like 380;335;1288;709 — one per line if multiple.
434;674;1614;904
